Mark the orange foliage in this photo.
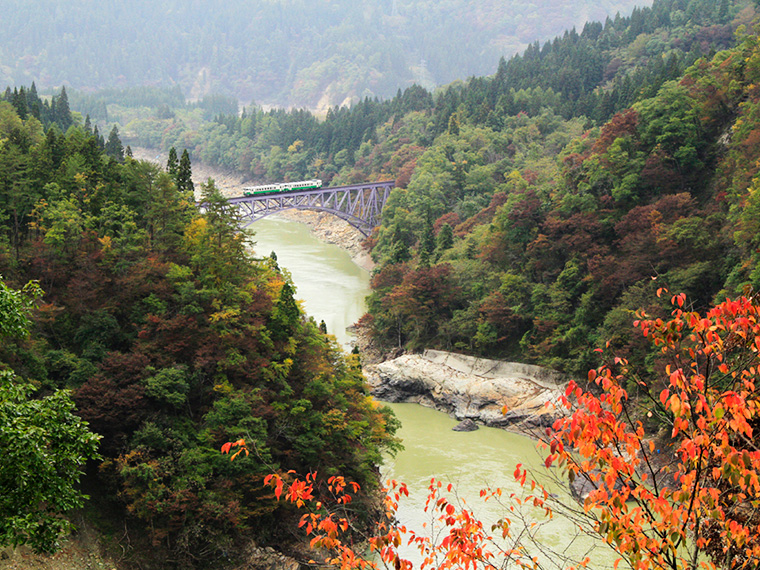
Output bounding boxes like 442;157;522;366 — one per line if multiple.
225;294;760;569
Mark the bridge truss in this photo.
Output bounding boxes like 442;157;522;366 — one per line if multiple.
224;180;394;236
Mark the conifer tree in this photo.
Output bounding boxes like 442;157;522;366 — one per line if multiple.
166;146;178;176
54;86;73;131
418;209;435;266
176;149;194;194
27;83;41;120
92;125;104;149
11;88;27;119
105;125;124;162
436;223;454;252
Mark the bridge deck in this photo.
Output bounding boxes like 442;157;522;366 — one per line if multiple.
224;180;394;236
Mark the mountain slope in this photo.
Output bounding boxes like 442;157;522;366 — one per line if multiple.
2;0;648;108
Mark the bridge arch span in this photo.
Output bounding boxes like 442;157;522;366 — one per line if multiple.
225;181;394;237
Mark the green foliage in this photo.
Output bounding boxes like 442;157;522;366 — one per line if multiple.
360;13;760;375
0;372;101;553
176;149;194;194
0;278;40;338
0;277;99;554
0;95;400;565
0;0;753;560
143;367;190;409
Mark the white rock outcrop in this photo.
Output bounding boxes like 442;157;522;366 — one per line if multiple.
366;349;567;429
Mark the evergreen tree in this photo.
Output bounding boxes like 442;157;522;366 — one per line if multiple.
447;113;460;136
166;146;178;176
54;86;73;131
436;223;454;252
418;210;435;266
176;149;194;194
11;88;27;119
92;125;104;149
270;281;301;339
188;179;249;286
104;125;124;162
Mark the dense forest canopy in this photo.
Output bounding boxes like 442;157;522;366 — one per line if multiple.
5;0;760;567
87;0;759;380
1;0;648;109
96;0;743;185
0;87;400;566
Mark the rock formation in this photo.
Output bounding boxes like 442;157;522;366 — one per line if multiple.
365;349;567;430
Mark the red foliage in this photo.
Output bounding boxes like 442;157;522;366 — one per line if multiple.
477;291;523;340
542;212;610;263
607;193;695;286
592;109;639;156
138;313;203;367
433;212;460;235
75;351;151;451
370;263;409;291
640;147;683;193
239;294;760;570
388;145;425;189
454;192;509;237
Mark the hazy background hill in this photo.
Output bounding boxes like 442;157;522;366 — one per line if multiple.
0;0;649;110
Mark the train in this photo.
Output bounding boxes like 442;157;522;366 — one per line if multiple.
243;179;322;196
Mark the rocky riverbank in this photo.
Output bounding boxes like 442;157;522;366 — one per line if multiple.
365;349;567;431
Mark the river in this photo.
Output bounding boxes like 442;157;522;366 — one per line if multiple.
250;215;614;569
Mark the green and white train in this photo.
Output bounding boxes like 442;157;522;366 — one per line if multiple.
242;179;322;197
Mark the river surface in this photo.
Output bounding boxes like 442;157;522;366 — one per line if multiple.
249;215;370;348
250;215;613;569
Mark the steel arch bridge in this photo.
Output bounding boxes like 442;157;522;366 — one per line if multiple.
224;180;395;236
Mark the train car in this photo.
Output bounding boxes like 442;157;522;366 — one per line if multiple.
243;179;322;197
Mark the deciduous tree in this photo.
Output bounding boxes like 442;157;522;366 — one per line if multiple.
0;278;100;553
233;292;760;570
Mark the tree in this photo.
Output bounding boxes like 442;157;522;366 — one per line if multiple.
231;292;760;570
185;179;249;286
0;278;100;553
435;223;454;253
105;125;124;162
53;86;73;131
166;147;178;177
176;149;194;195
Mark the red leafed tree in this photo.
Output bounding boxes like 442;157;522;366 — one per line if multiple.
542;291;760;570
227;292;760;570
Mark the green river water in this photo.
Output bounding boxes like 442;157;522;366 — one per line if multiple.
250;216;614;569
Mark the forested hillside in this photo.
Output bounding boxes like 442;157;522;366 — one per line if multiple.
2;0;647;109
112;0;741;182
0;90;399;567
96;0;760;379
5;0;760;566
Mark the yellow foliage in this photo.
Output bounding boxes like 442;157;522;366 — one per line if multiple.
288;139;304;153
210;307;241;323
98;235;113;251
